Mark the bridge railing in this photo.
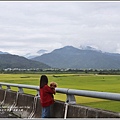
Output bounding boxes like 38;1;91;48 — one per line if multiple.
0;82;120;104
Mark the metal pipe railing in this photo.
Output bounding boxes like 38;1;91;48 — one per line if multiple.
56;88;120;101
0;82;39;90
0;82;120;103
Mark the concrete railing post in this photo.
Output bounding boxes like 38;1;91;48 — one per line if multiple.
0;85;2;89
18;87;24;93
36;90;40;97
7;85;11;91
64;90;76;119
66;94;76;104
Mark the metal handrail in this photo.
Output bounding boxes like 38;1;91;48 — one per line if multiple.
0;82;39;90
0;82;120;103
56;88;120;101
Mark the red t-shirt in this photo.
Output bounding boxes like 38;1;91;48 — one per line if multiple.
40;85;55;107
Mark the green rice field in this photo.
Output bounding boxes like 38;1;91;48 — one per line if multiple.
0;73;120;112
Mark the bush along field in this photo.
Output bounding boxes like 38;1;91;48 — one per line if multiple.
0;73;120;112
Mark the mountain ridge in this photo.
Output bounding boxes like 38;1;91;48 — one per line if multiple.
0;51;10;54
0;54;50;69
31;46;120;69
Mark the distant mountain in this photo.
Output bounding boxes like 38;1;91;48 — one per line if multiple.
0;54;50;69
0;51;9;54
32;46;120;69
24;49;48;59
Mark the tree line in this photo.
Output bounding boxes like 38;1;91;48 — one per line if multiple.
1;68;120;75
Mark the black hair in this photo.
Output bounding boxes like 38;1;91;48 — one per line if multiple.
40;75;48;88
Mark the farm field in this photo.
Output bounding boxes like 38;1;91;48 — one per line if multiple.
0;73;120;112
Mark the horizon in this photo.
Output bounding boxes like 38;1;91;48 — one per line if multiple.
1;45;120;58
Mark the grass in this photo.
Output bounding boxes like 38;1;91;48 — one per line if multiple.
0;73;120;112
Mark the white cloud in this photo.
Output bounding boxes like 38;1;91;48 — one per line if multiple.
0;1;120;56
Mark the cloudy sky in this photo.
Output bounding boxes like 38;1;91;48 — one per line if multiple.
0;1;120;56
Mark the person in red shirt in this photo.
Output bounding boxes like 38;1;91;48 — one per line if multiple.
39;75;55;118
